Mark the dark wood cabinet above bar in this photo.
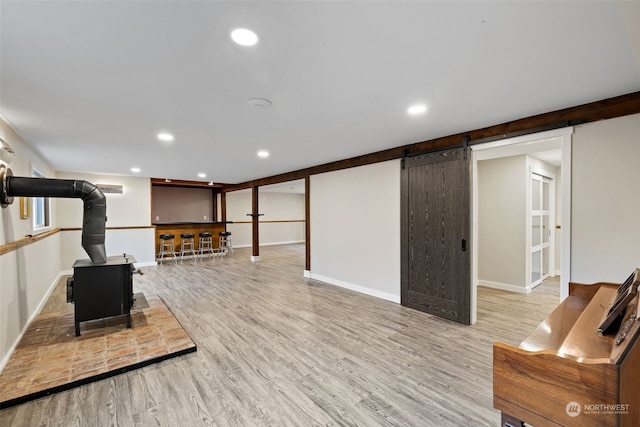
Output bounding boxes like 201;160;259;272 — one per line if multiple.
152;186;217;223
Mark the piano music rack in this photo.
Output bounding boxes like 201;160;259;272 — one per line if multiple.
598;269;640;336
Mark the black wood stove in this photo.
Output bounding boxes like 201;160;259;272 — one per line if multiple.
67;254;136;336
1;164;141;337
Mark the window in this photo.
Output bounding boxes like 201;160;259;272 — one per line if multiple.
32;168;51;230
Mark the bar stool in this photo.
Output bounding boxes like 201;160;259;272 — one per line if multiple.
179;233;196;262
219;231;233;255
198;232;215;260
158;234;176;264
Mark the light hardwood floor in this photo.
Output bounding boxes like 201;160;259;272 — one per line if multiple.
0;244;560;426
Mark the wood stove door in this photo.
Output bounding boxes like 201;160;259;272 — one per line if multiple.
73;264;124;323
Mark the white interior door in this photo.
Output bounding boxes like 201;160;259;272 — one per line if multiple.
530;173;553;287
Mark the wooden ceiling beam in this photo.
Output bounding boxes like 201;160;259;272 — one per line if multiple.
150;178;227;189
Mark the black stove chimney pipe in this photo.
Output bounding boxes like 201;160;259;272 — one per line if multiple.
1;165;107;263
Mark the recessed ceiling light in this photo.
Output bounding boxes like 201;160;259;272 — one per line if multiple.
407;104;427;115
231;28;258;46
198;173;206;178
257;150;269;158
131;167;141;173
157;132;174;142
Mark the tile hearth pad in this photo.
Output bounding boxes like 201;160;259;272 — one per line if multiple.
0;293;196;409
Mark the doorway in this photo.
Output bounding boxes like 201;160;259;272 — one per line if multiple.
222;180;306;262
471;127;573;324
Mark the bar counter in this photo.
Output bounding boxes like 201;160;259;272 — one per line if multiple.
153;221;232;254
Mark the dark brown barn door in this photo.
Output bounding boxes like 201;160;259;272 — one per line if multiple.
401;148;470;325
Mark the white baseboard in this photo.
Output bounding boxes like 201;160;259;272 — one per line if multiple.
227;241;304;249
261;240;304;247
478;280;532;294
136;261;158;268
307;272;400;303
303;270;311;278
0;271;63;373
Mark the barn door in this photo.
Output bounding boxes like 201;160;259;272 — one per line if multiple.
401;148;470;324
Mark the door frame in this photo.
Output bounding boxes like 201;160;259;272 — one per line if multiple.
470;127;573;324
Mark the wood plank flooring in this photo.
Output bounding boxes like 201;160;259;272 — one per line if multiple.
0;244;560;426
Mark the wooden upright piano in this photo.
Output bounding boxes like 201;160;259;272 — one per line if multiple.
494;269;640;426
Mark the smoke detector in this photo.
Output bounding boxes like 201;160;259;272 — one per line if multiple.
0;137;15;164
248;98;272;108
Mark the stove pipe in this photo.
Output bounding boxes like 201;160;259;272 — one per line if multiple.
1;165;107;263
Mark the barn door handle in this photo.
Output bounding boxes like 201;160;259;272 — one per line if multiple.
461;239;467;252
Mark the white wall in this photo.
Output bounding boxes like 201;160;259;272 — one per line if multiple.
571;113;640;283
59;228;155;271
55;172;155;268
0;117;57;243
0;116;62;371
259;192;305;246
478;156;527;290
55;172;151;228
310;160;401;302
226;191;305;248
0;235;62;372
226;191;252;246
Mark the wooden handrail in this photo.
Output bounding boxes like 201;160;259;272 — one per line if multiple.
0;228;61;256
0;226;155;256
61;226;156;231
228;220;305;224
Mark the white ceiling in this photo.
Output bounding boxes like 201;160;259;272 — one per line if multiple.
1;1;639;184
529;150;561;168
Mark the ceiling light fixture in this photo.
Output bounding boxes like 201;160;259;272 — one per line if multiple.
407;104;427;115
231;28;258;46
198;173;206;178
257;150;269;158
157;132;174;142
131;167;141;173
